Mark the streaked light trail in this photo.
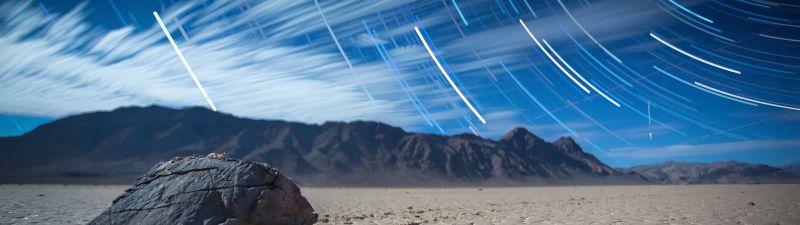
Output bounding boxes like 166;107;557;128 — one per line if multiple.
4;115;23;133
522;0;538;18
518;19;591;94
541;38;621;107
450;0;469;26
173;17;190;41
694;82;800;111
366;22;439;130
759;33;800;43
414;26;487;124
560;25;633;87
668;0;714;23
650;32;741;74
586;79;623;108
153;11;218;111
314;0;374;102
501;62;579;137
648;99;652;141
507;0;520;14
468;125;480;136
557;0;623;63
108;0;127;26
653;65;756;106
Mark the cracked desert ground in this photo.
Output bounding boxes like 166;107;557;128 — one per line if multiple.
1;184;799;224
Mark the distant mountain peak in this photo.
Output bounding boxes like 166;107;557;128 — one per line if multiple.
553;136;581;152
554;136;575;143
499;127;543;143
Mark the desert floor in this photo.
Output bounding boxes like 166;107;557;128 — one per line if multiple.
1;184;799;225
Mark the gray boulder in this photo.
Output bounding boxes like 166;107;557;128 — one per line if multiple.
89;153;317;225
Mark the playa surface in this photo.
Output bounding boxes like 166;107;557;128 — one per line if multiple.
0;184;125;225
1;184;798;224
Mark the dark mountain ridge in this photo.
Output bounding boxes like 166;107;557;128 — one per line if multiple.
3;106;796;186
0;105;639;185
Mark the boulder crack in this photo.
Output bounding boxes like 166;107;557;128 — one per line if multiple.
137;167;219;185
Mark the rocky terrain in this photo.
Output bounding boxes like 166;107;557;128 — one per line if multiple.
89;153;317;225
621;161;800;184
0;105;641;185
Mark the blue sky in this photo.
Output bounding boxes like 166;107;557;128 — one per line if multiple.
0;0;798;167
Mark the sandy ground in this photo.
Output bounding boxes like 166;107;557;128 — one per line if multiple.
304;185;800;225
1;184;799;225
0;184;125;225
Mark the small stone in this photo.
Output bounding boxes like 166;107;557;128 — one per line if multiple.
206;152;227;159
748;202;756;206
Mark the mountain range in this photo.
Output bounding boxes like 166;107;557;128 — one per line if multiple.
0;106;797;185
621;161;799;184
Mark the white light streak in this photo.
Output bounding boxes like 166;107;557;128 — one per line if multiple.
153;11;217;111
759;33;800;43
694;82;800;111
541;38;621;107
414;26;486;124
650;33;741;74
654;65;755;106
648;99;652;141
518;19;591;94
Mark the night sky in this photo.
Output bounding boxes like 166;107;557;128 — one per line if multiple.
1;0;798;167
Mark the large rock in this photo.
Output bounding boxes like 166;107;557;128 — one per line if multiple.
89;153;317;225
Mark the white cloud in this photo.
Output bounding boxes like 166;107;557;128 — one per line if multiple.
607;139;800;159
0;0;682;139
350;33;389;48
0;0;477;131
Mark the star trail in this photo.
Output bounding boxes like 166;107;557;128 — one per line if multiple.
0;0;798;167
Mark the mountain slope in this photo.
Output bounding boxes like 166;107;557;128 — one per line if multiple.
0;106;641;185
621;161;799;184
781;162;800;176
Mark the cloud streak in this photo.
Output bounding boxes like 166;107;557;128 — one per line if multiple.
608;139;800;160
0;0;474;131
